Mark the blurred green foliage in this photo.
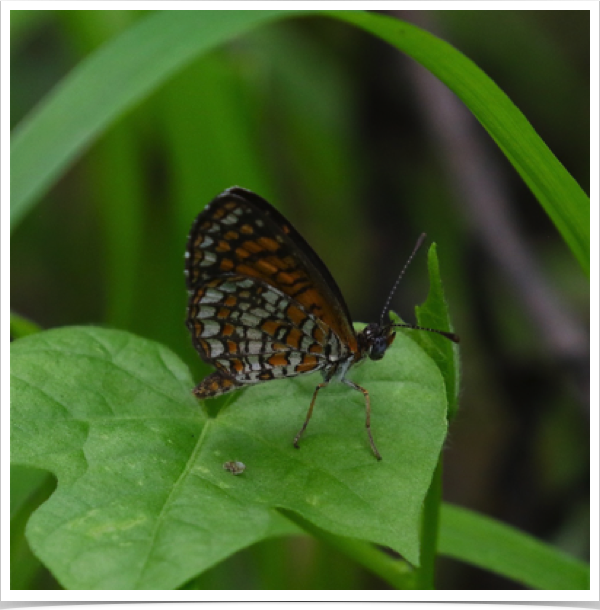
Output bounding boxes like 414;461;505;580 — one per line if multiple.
11;10;589;590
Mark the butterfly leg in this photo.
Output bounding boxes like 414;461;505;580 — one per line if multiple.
293;381;329;450
342;379;382;461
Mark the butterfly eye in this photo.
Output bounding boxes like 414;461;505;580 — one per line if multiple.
369;334;389;361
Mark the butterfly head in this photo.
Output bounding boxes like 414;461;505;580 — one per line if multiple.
359;323;397;361
359;319;460;362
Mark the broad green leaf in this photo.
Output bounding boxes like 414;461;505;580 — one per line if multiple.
439;503;590;590
11;326;448;589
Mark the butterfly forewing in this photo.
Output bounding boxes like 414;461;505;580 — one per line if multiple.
185;187;357;351
185;187;357;397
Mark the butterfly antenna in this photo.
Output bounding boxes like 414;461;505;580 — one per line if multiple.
379;232;427;326
390;323;460;343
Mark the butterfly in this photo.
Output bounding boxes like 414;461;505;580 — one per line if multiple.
185;187;458;460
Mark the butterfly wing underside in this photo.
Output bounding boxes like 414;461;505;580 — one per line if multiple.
185;187;358;397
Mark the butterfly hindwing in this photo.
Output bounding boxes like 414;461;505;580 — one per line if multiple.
187;275;348;381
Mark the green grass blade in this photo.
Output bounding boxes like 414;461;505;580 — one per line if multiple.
10;10;300;232
415;458;442;589
10;467;56;590
12;11;589;277
439;503;590;590
332;11;589;276
278;509;416;589
10;311;42;339
413;243;461;420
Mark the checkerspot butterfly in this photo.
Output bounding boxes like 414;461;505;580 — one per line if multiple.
185;187;458;459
